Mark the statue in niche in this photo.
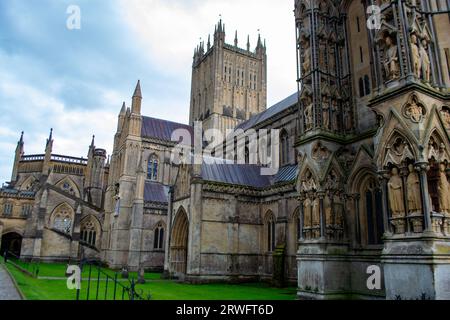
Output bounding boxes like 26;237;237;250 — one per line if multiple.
420;39;431;83
322;96;330;129
333;194;344;228
410;33;421;79
406;164;421;214
438;163;450;214
302;173;317;192
312;197;321;237
388;167;405;218
329;47;336;73
343;103;352;131
302;40;311;74
304;197;312;236
383;35;400;81
319;42;326;69
331;99;338;131
304;97;314;131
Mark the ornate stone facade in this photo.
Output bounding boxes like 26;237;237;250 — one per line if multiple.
1;0;450;300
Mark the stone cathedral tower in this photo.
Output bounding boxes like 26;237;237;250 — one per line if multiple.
294;0;450;300
189;20;268;133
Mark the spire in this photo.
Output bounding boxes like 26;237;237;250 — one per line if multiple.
257;33;263;48
207;34;211;50
46;128;53;147
90;135;95;148
247;35;250;51
131;80;142;114
120;102;126;114
234;30;238;47
133;80;142;98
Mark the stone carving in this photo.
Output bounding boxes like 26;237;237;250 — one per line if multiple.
331;99;339;131
304;197;312;230
322;95;330;129
420;39;431;83
302;40;311;74
403;95;425;123
383;35;400;81
441;107;450;129
438;163;450;214
343;103;352;131
301;172;317;192
406;164;421;214
388;167;405;218
304;96;314;131
325;170;339;190
384;138;415;167
312;197;320;238
312;142;331;161
410;33;421;78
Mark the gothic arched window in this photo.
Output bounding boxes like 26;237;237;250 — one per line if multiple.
280;130;289;165
80;217;99;247
154;223;165;250
359;78;365;97
52;204;74;234
147;155;159;181
363;179;384;245
266;212;276;252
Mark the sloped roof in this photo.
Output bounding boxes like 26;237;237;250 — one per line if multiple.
141;116;194;145
236;92;298;131
200;158;298;188
144;181;170;204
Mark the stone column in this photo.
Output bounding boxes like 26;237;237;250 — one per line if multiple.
70;204;82;262
163;187;174;275
298;195;305;242
416;162;432;232
378;171;392;236
318;192;326;240
353;194;361;246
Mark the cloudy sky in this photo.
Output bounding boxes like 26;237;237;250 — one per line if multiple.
0;0;297;183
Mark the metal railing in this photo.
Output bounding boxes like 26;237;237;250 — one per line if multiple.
76;261;151;301
3;250;40;278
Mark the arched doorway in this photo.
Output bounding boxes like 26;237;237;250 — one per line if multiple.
170;208;189;274
1;232;23;257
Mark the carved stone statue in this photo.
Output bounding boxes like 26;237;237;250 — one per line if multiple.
303;198;312;232
438;163;450;213
383;35;400;81
406;164;421;214
343;104;352;131
388;167;405;217
312;197;321;237
410;34;421;78
304;98;314;131
420;39;431;82
331;99;339;131
322;96;330;129
302;40;311;74
405;98;424;123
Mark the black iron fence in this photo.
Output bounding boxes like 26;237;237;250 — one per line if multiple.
76;261;151;301
3;250;40;278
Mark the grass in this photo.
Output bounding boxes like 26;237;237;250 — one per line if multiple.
4;261;297;301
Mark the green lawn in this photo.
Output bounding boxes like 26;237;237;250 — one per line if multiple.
4;262;297;300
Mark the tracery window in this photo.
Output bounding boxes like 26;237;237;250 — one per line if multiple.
147;155;159;181
154;223;165;250
266;213;276;252
280;130;289;165
52;204;73;234
80;217;98;247
3;202;13;216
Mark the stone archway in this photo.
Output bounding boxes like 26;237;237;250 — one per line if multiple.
1;232;23;257
170;208;189;275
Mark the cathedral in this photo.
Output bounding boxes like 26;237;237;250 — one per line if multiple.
1;0;450;300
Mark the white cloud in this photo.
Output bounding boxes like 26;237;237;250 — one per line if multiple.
0;73;117;183
119;0;298;106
